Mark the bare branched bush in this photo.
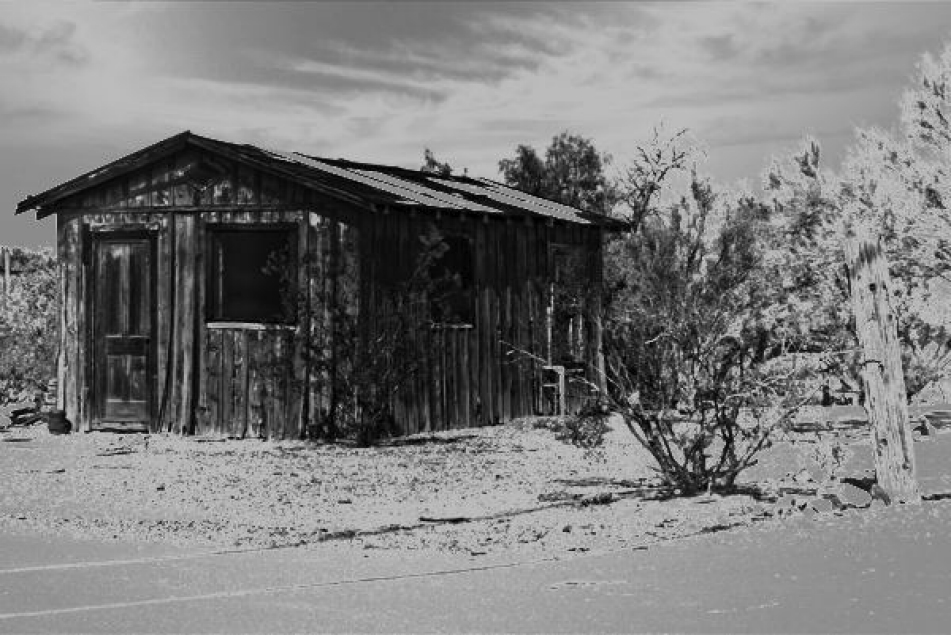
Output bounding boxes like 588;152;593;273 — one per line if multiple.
554;404;610;449
600;174;815;494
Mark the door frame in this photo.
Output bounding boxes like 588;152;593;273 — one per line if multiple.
86;228;159;432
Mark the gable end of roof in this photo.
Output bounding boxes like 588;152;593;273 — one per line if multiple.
15;132;620;227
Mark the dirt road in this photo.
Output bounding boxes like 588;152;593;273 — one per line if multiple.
1;493;949;633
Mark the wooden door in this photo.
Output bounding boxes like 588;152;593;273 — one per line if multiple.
91;236;155;430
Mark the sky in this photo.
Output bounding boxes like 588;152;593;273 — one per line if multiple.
1;1;950;247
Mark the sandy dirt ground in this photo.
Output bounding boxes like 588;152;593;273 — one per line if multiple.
1;413;948;559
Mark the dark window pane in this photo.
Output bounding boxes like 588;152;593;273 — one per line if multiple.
208;228;296;323
550;244;587;363
429;235;473;324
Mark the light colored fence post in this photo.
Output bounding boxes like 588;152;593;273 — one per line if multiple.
1;246;8;300
845;223;921;504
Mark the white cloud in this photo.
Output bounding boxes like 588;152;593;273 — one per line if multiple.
1;1;950;232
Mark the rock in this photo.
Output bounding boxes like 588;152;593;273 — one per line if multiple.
841;475;876;491
580;492;614;506
913;419;936;437
837;482;872;508
539;491;575;503
869;483;891;506
798;457;828;483
822;493;845;509
792;468;815;484
777;494;808;512
810;497;835;514
3;401;35;417
12;410;43;427
0;413;11;429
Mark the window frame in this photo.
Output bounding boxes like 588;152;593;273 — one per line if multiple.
428;232;475;328
205;222;299;326
548;242;588;363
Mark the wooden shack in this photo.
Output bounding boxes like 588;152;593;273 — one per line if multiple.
15;131;612;438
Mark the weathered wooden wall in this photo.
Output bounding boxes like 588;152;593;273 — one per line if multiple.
54;146;319;437
54;145;604;439
356;212;603;434
58;211;171;433
194;209;309;438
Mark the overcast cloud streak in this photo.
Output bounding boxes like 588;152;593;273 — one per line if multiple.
1;2;950;245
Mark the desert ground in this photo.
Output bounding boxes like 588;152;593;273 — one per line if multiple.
2;409;949;558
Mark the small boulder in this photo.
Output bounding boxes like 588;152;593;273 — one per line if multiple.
792;468;815;484
810;497;835;514
778;494;808;512
580;492;614;507
836;482;872;508
913;419;937;437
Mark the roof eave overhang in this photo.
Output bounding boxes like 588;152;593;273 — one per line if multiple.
16;131;195;217
15;132;611;228
17;132;390;219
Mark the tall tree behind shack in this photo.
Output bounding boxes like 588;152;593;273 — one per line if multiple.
421;148;453;177
498;131;616;215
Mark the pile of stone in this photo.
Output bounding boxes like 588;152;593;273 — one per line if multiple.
0;379;55;430
0;403;43;430
916;408;951;436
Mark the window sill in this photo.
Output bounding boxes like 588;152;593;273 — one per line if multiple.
429;322;474;330
206;322;297;331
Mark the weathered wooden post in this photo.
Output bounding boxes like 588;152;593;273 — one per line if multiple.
2;246;8;299
844;224;921;504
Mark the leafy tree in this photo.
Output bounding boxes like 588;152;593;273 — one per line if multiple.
761;138;853;362
877;36;949;274
0;247;58;404
819;39;951;504
840;38;951;399
421;148;453;177
901;39;951;166
498;131;616;214
760;128;947;410
498;144;546;197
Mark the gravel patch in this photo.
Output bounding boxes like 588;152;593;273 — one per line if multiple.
1;416;942;557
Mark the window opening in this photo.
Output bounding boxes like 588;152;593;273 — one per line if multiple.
207;226;297;324
549;243;587;363
429;234;474;325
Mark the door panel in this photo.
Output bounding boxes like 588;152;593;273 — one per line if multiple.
93;237;154;428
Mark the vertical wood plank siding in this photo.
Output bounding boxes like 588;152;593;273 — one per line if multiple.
53;149;605;438
194;209;305;438
358;214;602;435
57;214;82;429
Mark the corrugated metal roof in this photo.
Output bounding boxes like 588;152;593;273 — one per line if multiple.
16;131;614;226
